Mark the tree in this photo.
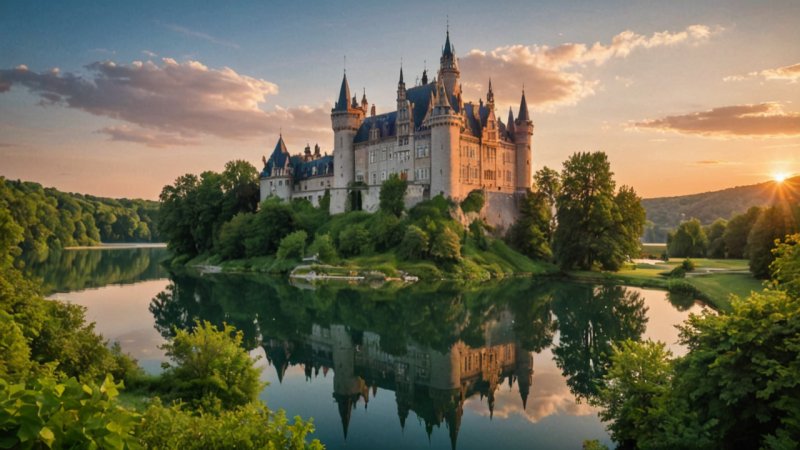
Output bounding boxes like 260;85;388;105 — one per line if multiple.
747;204;799;278
553;152;643;270
770;233;800;297
593;340;675;449
429;228;461;262
723;206;760;258
705;218;727;258
160;321;264;409
369;212;402;251
220;160;260;218
337;224;371;257
215;213;254;260
667;219;708;258
460;189;485;214
533;166;561;240
675;290;800;448
307;233;337;263
159;174;200;256
379;174;408;217
276;230;308;261
398;225;429;260
506;190;552;260
245;198;296;257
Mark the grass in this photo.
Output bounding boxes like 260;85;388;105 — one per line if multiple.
684;273;764;311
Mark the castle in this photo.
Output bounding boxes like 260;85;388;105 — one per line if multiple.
260;30;534;228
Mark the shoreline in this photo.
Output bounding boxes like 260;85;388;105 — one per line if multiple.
64;243;168;250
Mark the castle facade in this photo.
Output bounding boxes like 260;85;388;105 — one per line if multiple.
260;30;534;227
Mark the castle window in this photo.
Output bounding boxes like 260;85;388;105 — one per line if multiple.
381;171;386;181
279;180;283;186
372;173;376;184
369;151;375;163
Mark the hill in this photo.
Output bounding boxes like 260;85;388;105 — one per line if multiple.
642;176;800;241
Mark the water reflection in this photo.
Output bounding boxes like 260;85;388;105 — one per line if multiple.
26;247;169;294
150;274;650;448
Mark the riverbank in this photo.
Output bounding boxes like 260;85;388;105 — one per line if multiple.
569;258;763;312
172;239;560;282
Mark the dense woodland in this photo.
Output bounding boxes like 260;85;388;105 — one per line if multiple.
0;177;160;263
642;176;800;242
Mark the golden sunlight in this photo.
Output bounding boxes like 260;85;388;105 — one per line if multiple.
773;172;789;183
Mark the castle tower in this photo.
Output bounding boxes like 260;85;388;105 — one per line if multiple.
439;29;461;99
396;67;413;143
259;135;293;202
428;76;463;199
331;73;364;213
513;89;534;191
483;79;498;142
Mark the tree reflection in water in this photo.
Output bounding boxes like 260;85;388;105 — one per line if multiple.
149;274;648;447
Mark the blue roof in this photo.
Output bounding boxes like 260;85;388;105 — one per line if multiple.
354;111;397;143
262;136;290;176
290;155;334;182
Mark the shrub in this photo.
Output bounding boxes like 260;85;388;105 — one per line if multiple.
308;233;337;263
276;230;308;261
379;174;408;217
430;228;462;262
337;224;371;257
160;321;264;409
681;258;695;272
398;225;429;260
460;189;485;214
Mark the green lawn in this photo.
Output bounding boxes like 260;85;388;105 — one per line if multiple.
684;273;764;311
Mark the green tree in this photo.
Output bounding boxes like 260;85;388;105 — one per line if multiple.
533;166;561;240
747;204;799;278
379;173;408;217
337;224;371;257
215;213;254;260
160;321;264;409
429;227;461;262
276;230;308;261
159;174;201;256
506;190;552;260
553;152;643;270
705;218;727;258
245;197;296;257
667;218;708;258
723;206;760;258
593;340;675;449
675;290;800;448
220;160;260;218
398;225;429;260
307;233;337;263
460;189;485;214
770;233;800;297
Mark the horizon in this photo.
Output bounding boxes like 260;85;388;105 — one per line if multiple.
1;0;799;200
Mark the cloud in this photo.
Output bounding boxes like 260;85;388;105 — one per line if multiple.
162;22;240;49
724;62;800;83
459;25;717;110
142;50;158;58
0;59;336;147
632;103;800;138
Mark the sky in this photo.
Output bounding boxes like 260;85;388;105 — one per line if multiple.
1;0;799;200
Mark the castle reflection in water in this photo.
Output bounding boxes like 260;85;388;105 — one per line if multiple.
263;309;531;449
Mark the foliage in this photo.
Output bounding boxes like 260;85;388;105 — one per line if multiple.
307;233;337;263
468;219;489;251
0;177;159;264
277;230;308;261
379;173;408;216
705;218;727;258
337;224;372;257
747;204;800;278
159;321;264;410
369;212;403;251
0;375;140;450
215;212;254;260
137;399;323;450
674;290;800;448
593;340;675;449
667;218;708;258
770;233;800;297
429;227;462;262
681;258;695;271
506;190;552;260
460;189;485;214
0;310;32;382
398;225;430;260
158;161;259;258
244;197;296;258
553;152;645;271
723;206;761;258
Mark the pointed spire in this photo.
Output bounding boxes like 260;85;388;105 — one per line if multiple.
334;72;351;111
517;88;530;122
443;28;454;58
399;65;404;85
507;106;516;134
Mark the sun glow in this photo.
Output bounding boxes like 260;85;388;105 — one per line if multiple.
773;172;789;183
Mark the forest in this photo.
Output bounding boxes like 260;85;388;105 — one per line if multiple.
0;177;160;263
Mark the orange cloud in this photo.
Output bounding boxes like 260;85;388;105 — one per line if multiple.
459;25;717;109
724;62;800;83
632;103;800;138
0;59;338;148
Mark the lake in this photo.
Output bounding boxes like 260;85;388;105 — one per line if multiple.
31;247;706;450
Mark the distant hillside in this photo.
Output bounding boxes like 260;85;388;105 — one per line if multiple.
642;176;800;241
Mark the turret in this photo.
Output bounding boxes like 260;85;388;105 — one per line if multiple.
439;29;461;99
331;73;365;213
360;89;369;113
397;66;406;102
427;76;463;198
483;79;497;142
396;66;412;143
513;89;534;191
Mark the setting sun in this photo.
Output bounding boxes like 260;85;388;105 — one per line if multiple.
773;172;789;183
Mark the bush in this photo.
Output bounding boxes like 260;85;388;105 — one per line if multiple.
460;189;485;214
430;228;462;262
379;174;408;217
308;233;337;263
681;258;695;272
668;265;686;278
398;225;429;260
160;321;264;409
369;212;403;251
0;375;140;449
276;230;308;261
138;399;323;450
337;224;371;257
